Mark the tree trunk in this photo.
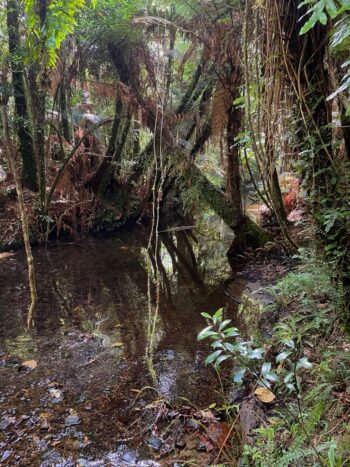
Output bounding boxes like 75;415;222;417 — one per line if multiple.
89;92;123;194
7;0;37;191
340;108;350;161
59;78;72;142
0;97;37;328
226;98;247;249
28;67;47;207
184;163;270;248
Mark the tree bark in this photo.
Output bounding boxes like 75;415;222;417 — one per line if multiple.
7;0;37;191
59;77;72;142
0;97;37;328
28;66;47;208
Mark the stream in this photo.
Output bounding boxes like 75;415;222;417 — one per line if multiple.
0;218;260;466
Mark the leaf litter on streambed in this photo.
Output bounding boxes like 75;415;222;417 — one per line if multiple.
0;350;239;466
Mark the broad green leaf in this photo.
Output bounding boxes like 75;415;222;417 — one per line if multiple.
198;325;216;341
233;368;246;384
223;327;239;337
265;372;279;382
201;312;213;320
223;342;237;353
297;357;313;369
205;350;222;365
211;341;225;349
284;372;294;384
325;0;338;18
213;308;223;325
285;339;295;349
249;348;264;360
276;351;291;363
300;18;317;35
286;383;296;391
328;439;337;467
219;319;232;331
261;362;272;376
327;75;350;100
215;355;230;366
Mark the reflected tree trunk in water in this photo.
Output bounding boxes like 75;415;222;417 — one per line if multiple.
160;231;204;289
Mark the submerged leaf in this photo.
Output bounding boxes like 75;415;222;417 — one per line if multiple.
21;360;37;369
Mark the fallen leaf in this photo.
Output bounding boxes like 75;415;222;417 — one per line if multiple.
254;387;276;403
111;342;124;347
21;360;37;369
51;440;62;447
198;434;214;452
197;409;217;420
207;421;231;448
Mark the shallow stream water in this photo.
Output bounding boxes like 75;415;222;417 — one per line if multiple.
1;218;250;465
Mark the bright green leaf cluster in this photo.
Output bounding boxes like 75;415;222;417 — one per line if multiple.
24;0;87;67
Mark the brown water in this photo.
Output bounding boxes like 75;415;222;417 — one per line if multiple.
0;224;236;466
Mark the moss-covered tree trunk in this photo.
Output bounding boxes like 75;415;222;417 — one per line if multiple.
28;67;47;207
184;163;270;248
7;0;37;191
226;96;247;250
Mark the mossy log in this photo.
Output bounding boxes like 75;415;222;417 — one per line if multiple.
184;163;270;248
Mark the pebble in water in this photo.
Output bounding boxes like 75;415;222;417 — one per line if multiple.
65;415;81;426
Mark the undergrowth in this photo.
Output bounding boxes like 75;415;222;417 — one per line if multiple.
200;249;350;466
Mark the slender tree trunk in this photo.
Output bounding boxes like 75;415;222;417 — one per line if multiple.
28;66;47;207
340;109;350;161
59;77;72;142
0;100;37;328
89;92;123;194
226;100;246;249
7;0;37;191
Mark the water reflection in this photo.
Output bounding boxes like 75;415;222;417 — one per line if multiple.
0;216;230;412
